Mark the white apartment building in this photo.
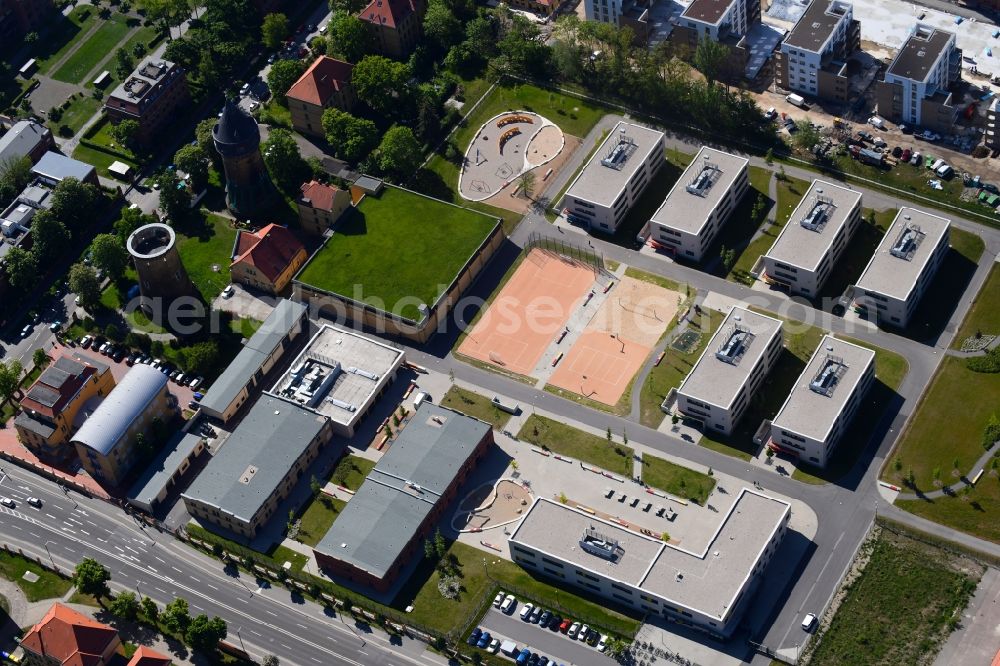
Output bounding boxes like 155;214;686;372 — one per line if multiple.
775;0;859;102
584;0;623;25
876;23;961;133
509;493;790;639
853;207;949;328
678;0;752;42
761;180;862;297
648;147;749;262
561;122;665;233
674;307;783;435
769;335;875;468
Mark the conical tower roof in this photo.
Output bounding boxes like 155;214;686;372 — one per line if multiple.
213;101;260;156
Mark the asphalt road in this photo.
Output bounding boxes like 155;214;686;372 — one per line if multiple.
480;607;616;665
0;465;446;666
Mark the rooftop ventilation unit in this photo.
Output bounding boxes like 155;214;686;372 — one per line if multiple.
686;159;722;197
347;366;380;381
326;396;357;412
715;324;755;366
580;527;624;561
889;223;925;260
239;465;258;484
601;131;638;170
809;355;848;396
800;194;834;232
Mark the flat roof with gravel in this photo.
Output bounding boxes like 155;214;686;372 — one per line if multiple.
854;207;949;301
563;121;665;208
887;24;955;82
650;147;748;235
783;0;852;52
676;307;783;409
771;335;875;442
510;492;790;621
682;0;737;25
764;180;861;272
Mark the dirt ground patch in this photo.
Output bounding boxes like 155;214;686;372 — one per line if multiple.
481;134;582;215
587;275;680;348
456;479;532;530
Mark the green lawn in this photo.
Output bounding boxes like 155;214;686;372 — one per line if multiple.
55;95;101;136
953;264;1000;348
71;143;138;180
399;540;642;638
638;308;724;427
517;414;633;476
297;186;498;321
185;523;307;572
33;6;99;75
728;174;809;284
897;477;1000;544
296;495;346;548
706;165;773;277
440;386;513;428
174;213;237;301
86;24;159;90
0;551;72;602
52;14;132;84
328;454;376;491
807;528;979;666
641;455;716;505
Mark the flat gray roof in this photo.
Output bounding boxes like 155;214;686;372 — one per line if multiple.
771;335;874;442
510;492;789;621
563;121;664;208
854;207;949;301
316;403;490;579
764;180;861;272
128;429;203;510
271;325;403;427
886;24;955;82
681;0;737;26
31;152;95;183
783;0;851;52
108;60;178;107
199;299;307;415
182;395;330;523
650;147;748;236
677;307;783;410
71;365;167;456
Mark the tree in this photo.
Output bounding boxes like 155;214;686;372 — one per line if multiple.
3;247;37;291
161;597;191;634
152;170;188;220
261;128;308;192
376;126;421;179
69;264;101;309
518;171;535;200
416;96;441;142
261;13;288;50
327;11;371;62
195;118;220;164
90;234;129;279
423;0;462;52
764;148;774;164
141;596;159;623
720;245;736;272
181;340;218;374
320;108;378;163
262;657;280;666
30;211;71;265
423;538;435;561
109;120;140;150
352;56;410;116
73;558;111;598
109;591;139;620
932;467;942;488
267;59;307;103
0;155;33;205
310;475;321;496
173;144;209;191
114;48;134;80
49;178;99;233
793;119;822;152
186;614;227;653
605;638;628;658
433;527;446;559
32;348;49;371
0;360;22;405
693;37;730;87
114;206;155;244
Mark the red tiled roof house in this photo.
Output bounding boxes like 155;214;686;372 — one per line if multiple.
230;223;307;295
358;0;426;58
19;603;121;666
286;56;356;138
297;180;353;235
125;646;173;666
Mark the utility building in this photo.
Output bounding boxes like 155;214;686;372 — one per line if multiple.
761;180;862;297
674;307;783;435
648;147;749;262
769;335;874;467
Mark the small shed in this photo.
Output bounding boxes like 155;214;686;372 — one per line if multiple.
108;160;132;179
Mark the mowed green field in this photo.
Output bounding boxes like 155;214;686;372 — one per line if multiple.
52;14;131;84
297;187;498;321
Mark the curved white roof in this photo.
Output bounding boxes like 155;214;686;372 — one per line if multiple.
72;364;167;456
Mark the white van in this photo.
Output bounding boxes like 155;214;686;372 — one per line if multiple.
786;93;806;108
868;116;886;130
936;163;953;178
413;391;431;409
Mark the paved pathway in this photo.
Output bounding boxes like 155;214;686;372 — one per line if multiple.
894;445;999;501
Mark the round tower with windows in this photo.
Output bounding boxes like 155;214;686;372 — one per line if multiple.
213;101;277;220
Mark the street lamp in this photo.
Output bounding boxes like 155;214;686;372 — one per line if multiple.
44;540;56;570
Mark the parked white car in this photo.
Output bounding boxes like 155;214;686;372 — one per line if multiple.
500;594;516;614
802;612;817;631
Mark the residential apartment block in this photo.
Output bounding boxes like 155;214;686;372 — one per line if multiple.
674;307;783;435
761;179;862;297
509;492;790;638
986;98;1000;150
14;353;115;462
298;180;352;234
769;335;874;468
648;147;749;262
853;207;949;327
229;223;307;295
583;0;651;38
286;56;356;138
876;24;961;133
669;0;760;81
104;60;190;143
71;364;177;487
774;0;860;102
561;122;665;233
358;0;425;58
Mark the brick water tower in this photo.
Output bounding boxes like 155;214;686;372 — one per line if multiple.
127;222;197;316
213;100;277;220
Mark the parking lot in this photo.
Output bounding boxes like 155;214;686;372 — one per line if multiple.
477;605;617;666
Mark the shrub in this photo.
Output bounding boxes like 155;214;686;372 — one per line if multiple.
967;347;1000;373
984;415;1000;450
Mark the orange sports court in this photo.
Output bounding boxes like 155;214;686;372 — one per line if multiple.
458;248;596;376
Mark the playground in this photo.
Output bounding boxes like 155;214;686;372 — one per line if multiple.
457;248;597;376
548;276;680;405
454;479;533;532
459;111;566;203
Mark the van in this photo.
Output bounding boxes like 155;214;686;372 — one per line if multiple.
936;163;953;178
930;159;945;172
786;93;806;107
868;116;886;129
413;391;431;409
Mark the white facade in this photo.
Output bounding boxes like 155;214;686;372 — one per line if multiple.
883;24;958;126
680;0;750;41
780;1;854;97
584;0;623;25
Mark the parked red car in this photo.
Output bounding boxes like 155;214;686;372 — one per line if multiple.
559;619;571;633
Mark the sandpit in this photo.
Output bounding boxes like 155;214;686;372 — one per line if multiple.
454;479;533;532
